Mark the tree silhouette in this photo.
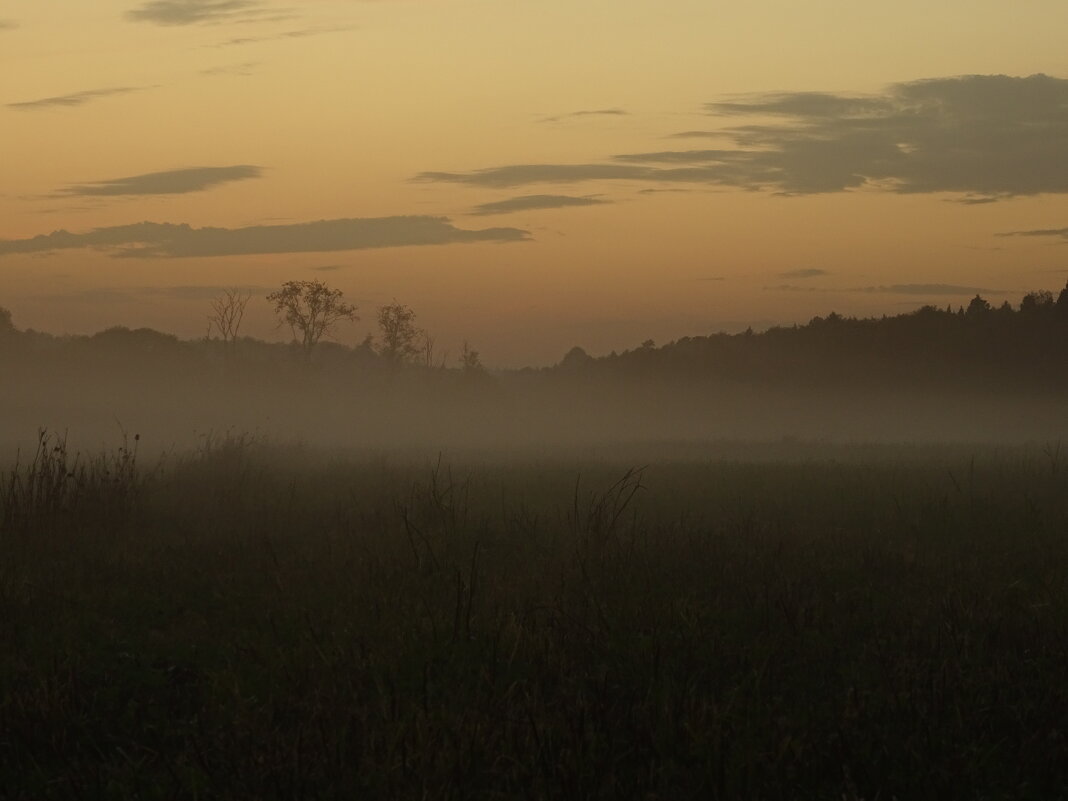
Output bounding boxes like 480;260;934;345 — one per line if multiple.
376;302;420;365
267;280;358;357
207;288;252;353
0;306;14;336
459;340;483;373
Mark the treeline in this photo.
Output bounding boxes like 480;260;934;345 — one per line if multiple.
554;283;1068;392
4;281;1068;394
0;281;487;382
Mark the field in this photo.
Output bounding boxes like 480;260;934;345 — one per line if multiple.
2;433;1068;799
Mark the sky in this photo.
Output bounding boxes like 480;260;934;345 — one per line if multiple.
2;0;1068;366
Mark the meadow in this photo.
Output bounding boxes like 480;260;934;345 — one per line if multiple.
2;432;1067;799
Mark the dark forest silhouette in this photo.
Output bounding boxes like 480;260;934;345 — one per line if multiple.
3;281;1067;389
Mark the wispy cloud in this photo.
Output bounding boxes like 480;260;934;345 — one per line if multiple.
666;130;724;139
997;226;1068;241
469;194;611;216
0;19;18;30
0;216;530;259
855;284;1004;295
778;268;829;279
540;108;628;124
765;283;1003;296
200;61;258;76
421;74;1068;201
417;163;660;188
125;0;289;26
8;86;147;111
56;166;262;197
209;25;353;47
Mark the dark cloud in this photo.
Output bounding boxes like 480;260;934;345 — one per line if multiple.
778;268;830;279
0;216;530;259
422;74;1068;201
540;108;628;124
311;264;344;272
125;0;285;26
997;226;1068;241
8;86;146;110
58;166;262;197
469;194;611;216
0;19;18;30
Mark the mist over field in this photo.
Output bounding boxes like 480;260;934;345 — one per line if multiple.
4;288;1068;459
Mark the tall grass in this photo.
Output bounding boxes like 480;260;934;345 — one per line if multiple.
2;437;1067;799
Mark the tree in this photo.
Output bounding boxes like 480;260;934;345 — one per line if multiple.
966;294;991;318
376;302;420;365
267;280;358;357
0;306;14;337
419;329;447;368
459;340;483;373
1020;290;1054;314
1057;280;1068;317
207;288;252;351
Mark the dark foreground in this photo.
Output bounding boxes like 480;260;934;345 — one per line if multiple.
2;435;1068;800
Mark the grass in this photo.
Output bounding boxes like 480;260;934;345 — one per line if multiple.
2;432;1068;799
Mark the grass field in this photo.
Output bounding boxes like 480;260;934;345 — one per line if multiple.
2;432;1068;799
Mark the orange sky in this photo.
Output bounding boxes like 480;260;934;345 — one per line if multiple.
3;0;1068;365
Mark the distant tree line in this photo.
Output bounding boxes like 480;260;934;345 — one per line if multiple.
4;279;1068;393
550;281;1068;392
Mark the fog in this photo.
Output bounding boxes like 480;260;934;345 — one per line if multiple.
3;337;1066;465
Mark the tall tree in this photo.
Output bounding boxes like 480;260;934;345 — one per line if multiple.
267;280;358;357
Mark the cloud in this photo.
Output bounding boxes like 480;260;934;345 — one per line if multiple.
421;74;1068;201
778;268;829;279
540;108;628;124
765;283;1003;296
125;0;286;26
0;19;18;30
764;284;819;292
7;86;147;110
469;194;611;216
311;264;344;272
57;165;262;197
418;163;662;188
666;130;725;139
997;226;1068;241
857;284;1003;296
200;61;258;76
209;25;353;47
0;216;530;259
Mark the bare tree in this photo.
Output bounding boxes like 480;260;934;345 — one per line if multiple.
207;288;252;352
267;280;358;357
376;302;420;365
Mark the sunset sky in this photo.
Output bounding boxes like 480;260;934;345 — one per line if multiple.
3;0;1068;365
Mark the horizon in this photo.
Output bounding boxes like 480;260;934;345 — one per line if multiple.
3;1;1068;366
